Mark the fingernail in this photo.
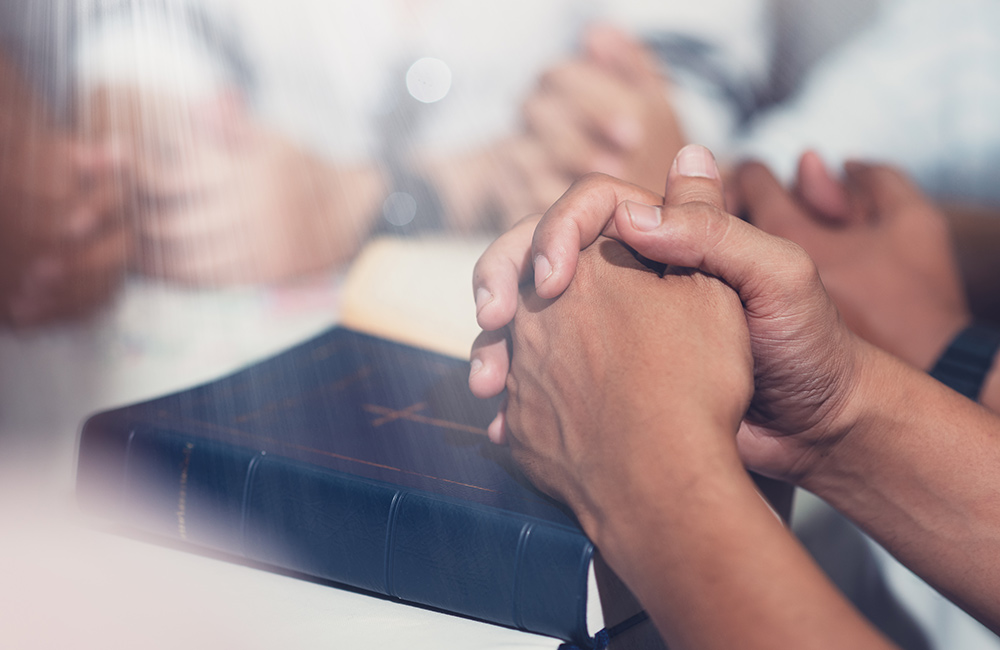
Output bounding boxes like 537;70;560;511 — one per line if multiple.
534;254;553;287
625;200;662;231
474;286;493;315
469;357;484;378
674;144;719;179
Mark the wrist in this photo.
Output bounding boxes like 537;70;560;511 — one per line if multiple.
797;339;959;505
590;458;826;650
593;468;752;572
794;338;898;494
584;426;747;554
909;309;971;371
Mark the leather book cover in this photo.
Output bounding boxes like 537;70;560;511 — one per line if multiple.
77;326;601;646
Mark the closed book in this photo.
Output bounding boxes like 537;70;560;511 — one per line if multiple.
77;326;603;647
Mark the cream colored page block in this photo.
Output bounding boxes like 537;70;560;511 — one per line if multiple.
340;236;494;359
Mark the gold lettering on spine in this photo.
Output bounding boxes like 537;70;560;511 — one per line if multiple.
176;442;195;540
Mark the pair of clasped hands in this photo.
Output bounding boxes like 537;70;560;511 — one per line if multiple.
0;24;680;328
466;145;1000;649
0;70;384;327
0;81;326;325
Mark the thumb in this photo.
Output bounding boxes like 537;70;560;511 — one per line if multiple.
663;144;726;211
794;150;853;224
615;146;812;301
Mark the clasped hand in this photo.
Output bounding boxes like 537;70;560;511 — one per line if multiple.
500;236;752;532
0;59;129;327
470;145;873;525
736;152;970;371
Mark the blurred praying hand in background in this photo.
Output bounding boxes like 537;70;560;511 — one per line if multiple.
521;24;686;195
0;0;735;328
737;152;971;372
81;83;577;287
83;85;384;286
0;53;130;327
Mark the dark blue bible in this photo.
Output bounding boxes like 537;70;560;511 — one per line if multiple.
77;327;601;646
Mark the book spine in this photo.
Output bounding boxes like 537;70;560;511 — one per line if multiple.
79;427;595;645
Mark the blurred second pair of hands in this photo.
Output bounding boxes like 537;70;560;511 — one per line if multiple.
0;23;683;328
0;57;129;327
735;151;971;372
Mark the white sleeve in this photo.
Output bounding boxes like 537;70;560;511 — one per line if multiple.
74;1;242;101
734;0;1000;205
597;0;775;153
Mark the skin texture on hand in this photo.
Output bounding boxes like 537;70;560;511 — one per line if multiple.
471;145;1000;643
1;55;130;327
472;146;863;485
505;239;898;650
504;237;752;532
474;147;899;650
737;152;971;371
85;85;382;286
786;154;1000;415
522;24;686;195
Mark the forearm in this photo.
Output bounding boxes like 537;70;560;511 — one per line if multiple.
591;437;893;650
804;341;1000;632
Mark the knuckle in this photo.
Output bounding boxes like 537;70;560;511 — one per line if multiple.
672;200;729;237
513;213;542;230
569;172;631;205
675;184;723;208
574;171;615;190
472;252;504;285
781;239;822;286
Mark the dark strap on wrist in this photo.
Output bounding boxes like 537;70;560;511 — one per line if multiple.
929;323;1000;401
558;611;650;650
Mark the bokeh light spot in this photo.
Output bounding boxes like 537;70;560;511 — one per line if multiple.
382;192;417;226
405;57;452;104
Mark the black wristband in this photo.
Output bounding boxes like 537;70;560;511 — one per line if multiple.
929;323;1000;401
